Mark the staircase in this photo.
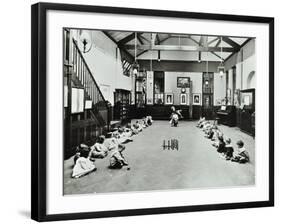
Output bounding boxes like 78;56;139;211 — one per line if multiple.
64;37;112;159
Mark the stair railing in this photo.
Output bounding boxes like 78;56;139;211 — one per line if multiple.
72;39;109;126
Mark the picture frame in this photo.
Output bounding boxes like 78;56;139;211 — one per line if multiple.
193;93;201;105
165;93;174;105
31;2;274;222
180;93;188;105
177;77;190;88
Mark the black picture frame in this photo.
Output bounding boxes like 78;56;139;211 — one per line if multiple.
31;2;274;222
177;77;190;88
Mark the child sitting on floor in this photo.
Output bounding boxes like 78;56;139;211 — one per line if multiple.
224;137;234;160
135;121;143;132
146;115;153;126
202;121;212;132
169;107;183;127
141;118;148;128
231;140;250;163
197;116;206;127
131;123;139;135
72;147;96;179
116;127;133;143
205;125;218;139
216;135;226;153
104;132;126;152
74;143;89;164
108;132;129;169
88;135;108;160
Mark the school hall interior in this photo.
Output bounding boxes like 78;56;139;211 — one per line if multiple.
63;29;256;194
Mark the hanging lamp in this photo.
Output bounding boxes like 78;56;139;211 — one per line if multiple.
132;32;139;76
206;36;209;86
218;36;225;77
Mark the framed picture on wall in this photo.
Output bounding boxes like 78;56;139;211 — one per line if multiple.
180;93;189;105
177;77;190;88
193;93;201;105
32;2;274;222
165;93;174;105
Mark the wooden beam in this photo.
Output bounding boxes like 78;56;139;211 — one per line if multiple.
118;32;135;45
156;34;160;45
103;31;134;63
215;39;221;47
188;36;200;45
158;35;171;44
138;59;221;72
208;37;219;45
211;52;224;61
137;34;144;45
136;35;171;57
199;36;204;46
222;37;240;50
223;38;252;63
210;39;224;61
118;32;143;45
137;50;149;57
124;44;235;52
138;35;150;43
198;36;208;47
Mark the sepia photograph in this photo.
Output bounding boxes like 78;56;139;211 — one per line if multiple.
63;29;256;195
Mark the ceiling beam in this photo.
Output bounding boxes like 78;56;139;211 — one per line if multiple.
222;37;240;50
208;37;219;45
137;34;144;45
209;39;224;61
136;35;172;57
103;31;134;63
211;52;224;61
124;44;235;52
137;50;149;57
187;36;200;45
199;36;203;46
199;36;208;47
215;39;221;47
158;35;171;44
156;34;160;45
118;32;143;45
138;35;150;43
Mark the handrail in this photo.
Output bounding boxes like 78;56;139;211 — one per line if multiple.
72;39;108;109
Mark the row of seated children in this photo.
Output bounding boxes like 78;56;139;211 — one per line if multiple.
131;116;153;134
197;117;250;163
72;134;129;178
72;115;153;178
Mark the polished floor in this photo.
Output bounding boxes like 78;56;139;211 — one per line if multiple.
63;121;255;195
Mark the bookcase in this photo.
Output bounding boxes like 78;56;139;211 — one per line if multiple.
114;89;131;123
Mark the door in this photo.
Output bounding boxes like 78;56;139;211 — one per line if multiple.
202;72;214;119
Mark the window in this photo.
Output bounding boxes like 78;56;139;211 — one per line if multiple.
122;59;132;77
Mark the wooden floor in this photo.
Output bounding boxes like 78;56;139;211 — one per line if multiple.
63;121;255;195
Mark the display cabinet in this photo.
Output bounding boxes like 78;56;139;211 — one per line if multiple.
114;89;131;123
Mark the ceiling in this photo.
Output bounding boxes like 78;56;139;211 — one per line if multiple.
104;31;252;62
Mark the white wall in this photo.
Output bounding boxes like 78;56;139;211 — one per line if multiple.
72;30;132;105
226;39;256;92
243;55;256;89
164;72;202;105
